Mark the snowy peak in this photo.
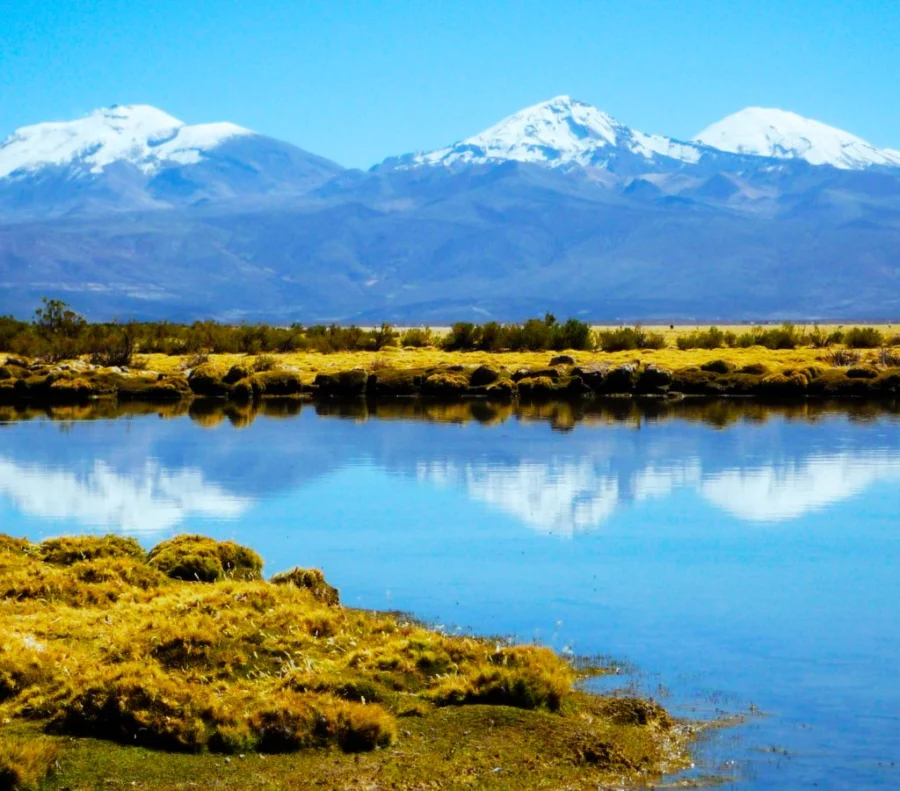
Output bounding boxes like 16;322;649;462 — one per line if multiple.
411;95;701;169
0;104;254;179
694;107;900;170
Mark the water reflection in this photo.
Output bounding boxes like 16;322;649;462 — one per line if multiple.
2;399;899;534
1;400;899;790
0;458;249;532
702;452;900;521
2;396;899;430
417;459;704;535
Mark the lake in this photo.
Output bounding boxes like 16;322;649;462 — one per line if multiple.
1;399;898;790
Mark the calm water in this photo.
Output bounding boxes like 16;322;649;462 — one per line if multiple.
1;399;899;790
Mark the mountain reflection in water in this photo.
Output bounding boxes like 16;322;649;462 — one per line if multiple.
1;398;899;790
1;398;898;535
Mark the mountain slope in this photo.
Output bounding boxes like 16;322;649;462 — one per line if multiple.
0;105;252;178
0;105;344;219
695;107;900;170
383;96;705;173
2;161;899;322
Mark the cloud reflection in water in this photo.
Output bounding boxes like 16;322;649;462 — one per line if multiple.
0;457;250;532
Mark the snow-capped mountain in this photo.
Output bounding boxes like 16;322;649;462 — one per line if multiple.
694;107;900;170
0;105;253;179
0;105;343;218
393;95;704;171
1;98;900;322
388;97;900;176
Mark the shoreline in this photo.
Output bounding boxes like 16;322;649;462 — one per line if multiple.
0;534;706;790
2;348;900;408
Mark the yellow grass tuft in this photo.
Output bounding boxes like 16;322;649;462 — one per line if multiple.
0;735;59;791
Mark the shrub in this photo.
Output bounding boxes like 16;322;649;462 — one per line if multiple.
596;326;665;352
442;322;480;351
808;325;832;348
844;326;884;349
876;347;900;367
735;324;806;350
0;736;60;791
676;326;736;350
827;348;862;367
399;327;433;348
555;318;593;351
443;316;593;352
148;536;263;582
252;354;277;372
87;322;138;367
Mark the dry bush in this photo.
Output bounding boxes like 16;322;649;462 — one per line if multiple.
876;347;900;367
826;348;862;367
251;354;277;372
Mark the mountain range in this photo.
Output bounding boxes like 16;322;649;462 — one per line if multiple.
1;97;898;322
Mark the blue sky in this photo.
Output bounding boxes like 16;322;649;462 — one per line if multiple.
2;0;898;168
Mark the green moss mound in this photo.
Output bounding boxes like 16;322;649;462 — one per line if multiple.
700;359;737;374
422;373;469;396
271;567;340;606
187;364;229;397
469;365;501;387
39;535;145;566
250;370;304;396
148;536;263;582
517;376;564;398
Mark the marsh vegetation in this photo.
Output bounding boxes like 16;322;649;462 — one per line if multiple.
2;300;900;409
0;534;696;790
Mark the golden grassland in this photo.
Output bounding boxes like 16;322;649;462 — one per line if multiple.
0;534;705;791
136;343;893;384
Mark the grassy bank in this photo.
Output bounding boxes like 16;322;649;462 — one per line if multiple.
3;342;900;407
2;300;899;404
0;535;697;790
